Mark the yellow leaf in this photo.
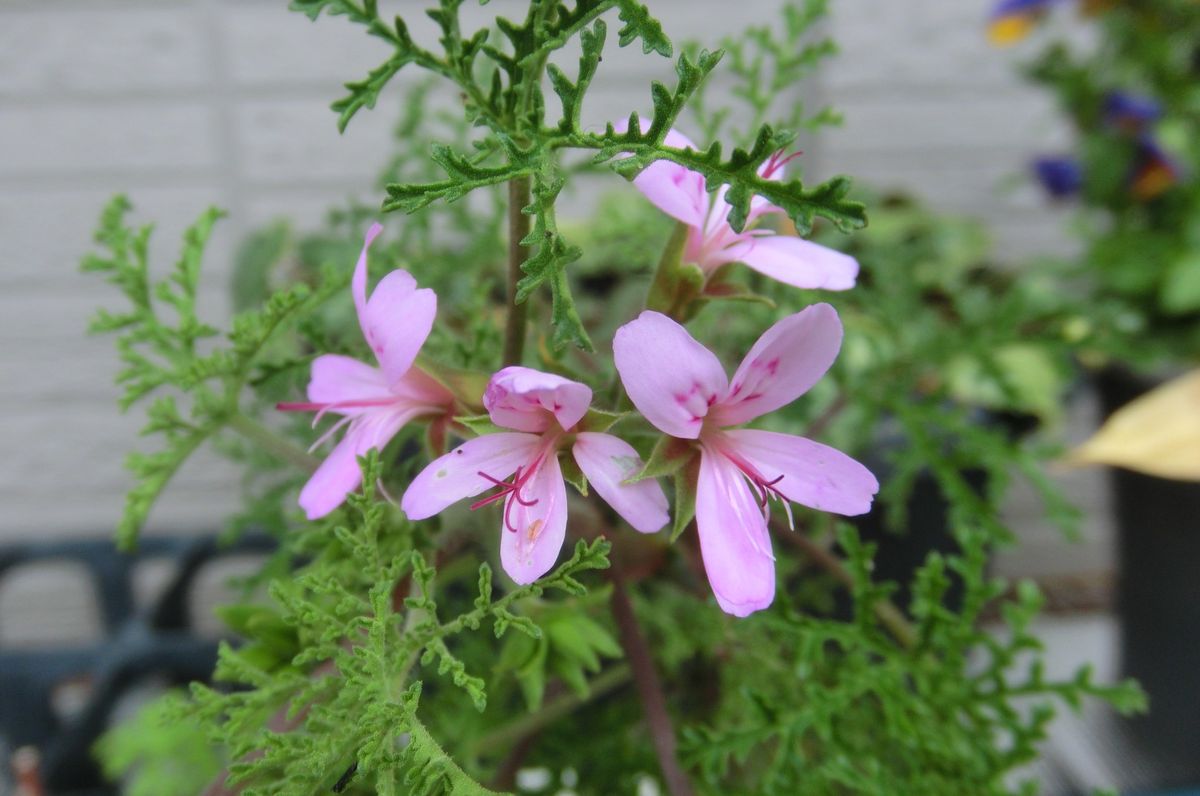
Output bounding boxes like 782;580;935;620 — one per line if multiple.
1068;370;1200;481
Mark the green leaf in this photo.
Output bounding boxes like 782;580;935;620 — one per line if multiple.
630;435;696;484
514;169;592;351
614;0;673;57
547;21;607;134
383;144;537;214
560;454;589;496
454;414;504;437
669;457;700;542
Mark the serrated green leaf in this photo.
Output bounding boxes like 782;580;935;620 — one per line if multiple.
614;0;672;56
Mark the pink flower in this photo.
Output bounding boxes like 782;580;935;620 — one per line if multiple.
631;127;859;291
278;223;454;520
613;305;878;616
402;366;669;584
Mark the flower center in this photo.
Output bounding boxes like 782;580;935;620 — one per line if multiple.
718;445;793;529
470;456;543;533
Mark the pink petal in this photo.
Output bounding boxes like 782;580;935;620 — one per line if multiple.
724;428;879;516
306;354;391;412
702;184;737;239
484;366;592;433
572;432;669;533
712;303;843;427
695;448;776;617
350;223;436;385
401;432;543;521
634;161;710;229
387;366;455;409
726;235;859;291
500;451;569;585
363;270;437;386
613;311;729;439
614;120;709;229
298;407;415;520
351;222;384;340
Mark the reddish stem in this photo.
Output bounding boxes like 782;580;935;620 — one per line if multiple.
608;561;695;796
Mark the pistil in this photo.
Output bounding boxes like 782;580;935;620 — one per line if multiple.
470;457;543;532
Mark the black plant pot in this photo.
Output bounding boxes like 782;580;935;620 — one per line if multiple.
849;464;985;613
844;409;1038;616
1095;366;1200;783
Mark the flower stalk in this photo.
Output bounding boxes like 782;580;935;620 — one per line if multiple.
503;175;532;366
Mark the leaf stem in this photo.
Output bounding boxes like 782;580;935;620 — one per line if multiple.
608;562;695;796
503;175;532;366
227;412;321;473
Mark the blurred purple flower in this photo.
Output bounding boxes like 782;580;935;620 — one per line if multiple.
1130;137;1182;201
1104;91;1163;134
1033;156;1083;199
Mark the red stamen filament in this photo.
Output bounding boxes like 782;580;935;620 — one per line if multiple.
762;149;804;179
470;461;541;533
721;448;791;529
753;474;786;509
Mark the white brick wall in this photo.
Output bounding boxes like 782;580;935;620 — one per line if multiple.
0;0;1106;582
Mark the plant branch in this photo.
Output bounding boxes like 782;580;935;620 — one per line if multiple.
775;524;917;649
472;664;632;758
227;412;321;473
503;176;532;366
608;561;695;796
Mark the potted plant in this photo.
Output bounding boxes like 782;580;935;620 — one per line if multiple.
74;2;1142;793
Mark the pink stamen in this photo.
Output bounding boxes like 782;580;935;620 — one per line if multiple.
307;414;353;453
277;397;399;432
721;447;792;533
470;458;542;533
276;398;396;413
761;148;804;180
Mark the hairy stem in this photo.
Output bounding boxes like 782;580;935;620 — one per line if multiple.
502;176;532;366
227;412;321;473
776;526;918;649
608;563;695;796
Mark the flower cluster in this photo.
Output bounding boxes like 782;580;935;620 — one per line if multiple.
280;132;879;617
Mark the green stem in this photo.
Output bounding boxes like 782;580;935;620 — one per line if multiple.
406;719;509;796
470;665;632;758
502;176;532;366
227;412;321;473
